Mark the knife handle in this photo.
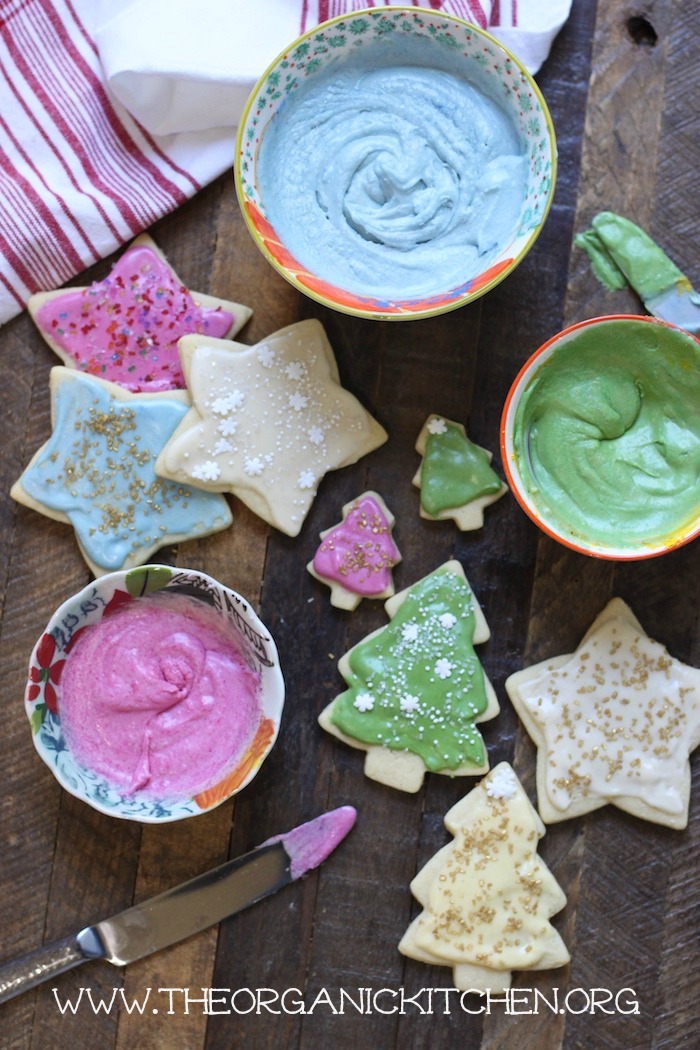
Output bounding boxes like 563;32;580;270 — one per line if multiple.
0;935;86;1005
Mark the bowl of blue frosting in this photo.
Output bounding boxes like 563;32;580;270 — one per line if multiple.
235;6;556;321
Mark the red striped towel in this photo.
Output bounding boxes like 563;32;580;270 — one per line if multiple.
0;0;570;325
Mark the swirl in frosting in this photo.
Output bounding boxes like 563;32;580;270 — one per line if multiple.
511;319;700;550
257;62;527;300
58;592;262;798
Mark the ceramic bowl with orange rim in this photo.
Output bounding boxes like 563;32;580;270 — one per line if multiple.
25;565;285;822
235;6;556;321
500;315;700;559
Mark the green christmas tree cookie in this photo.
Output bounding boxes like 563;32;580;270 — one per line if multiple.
413;414;508;529
318;561;499;792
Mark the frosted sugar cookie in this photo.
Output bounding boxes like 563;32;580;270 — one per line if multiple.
399;763;570;992
11;367;232;576
28;235;252;393
155;319;387;537
318;561;499;792
413;414;507;529
506;599;700;829
307;491;401;610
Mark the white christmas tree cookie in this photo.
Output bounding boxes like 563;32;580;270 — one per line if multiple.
506;598;700;829
155;319;387;537
413;414;507;530
318;560;499;792
399;763;570;992
307;491;401;610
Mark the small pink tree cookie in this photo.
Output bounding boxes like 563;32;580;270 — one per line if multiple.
308;491;401;610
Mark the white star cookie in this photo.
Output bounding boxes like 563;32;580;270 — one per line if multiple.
506;599;700;829
399;763;569;993
155;320;387;536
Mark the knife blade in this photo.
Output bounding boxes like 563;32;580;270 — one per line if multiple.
0;805;356;1006
575;211;700;334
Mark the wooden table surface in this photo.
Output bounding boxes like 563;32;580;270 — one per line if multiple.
1;2;698;1047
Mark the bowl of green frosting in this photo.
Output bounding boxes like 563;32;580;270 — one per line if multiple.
500;315;700;559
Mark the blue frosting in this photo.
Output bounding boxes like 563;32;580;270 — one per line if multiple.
19;370;232;570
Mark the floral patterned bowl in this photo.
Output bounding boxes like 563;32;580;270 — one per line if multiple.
235;6;556;321
25;565;285;822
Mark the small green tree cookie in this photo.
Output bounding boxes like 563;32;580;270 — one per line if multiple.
413;414;508;529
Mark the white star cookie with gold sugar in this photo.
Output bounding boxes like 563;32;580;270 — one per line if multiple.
155;320;387;537
506;598;700;829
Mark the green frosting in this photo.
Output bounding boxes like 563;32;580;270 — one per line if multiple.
512;318;700;549
575;211;684;300
421;421;502;516
330;566;489;771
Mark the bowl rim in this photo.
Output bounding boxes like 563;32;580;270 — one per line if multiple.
24;564;285;823
234;4;558;321
499;313;700;560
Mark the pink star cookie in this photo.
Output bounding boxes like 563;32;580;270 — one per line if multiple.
28;235;252;393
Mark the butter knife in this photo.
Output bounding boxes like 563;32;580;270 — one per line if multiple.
575;211;700;334
0;805;356;1005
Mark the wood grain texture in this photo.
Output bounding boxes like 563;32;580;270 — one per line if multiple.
0;2;698;1048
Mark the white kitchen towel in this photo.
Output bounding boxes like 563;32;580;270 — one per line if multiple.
0;0;571;325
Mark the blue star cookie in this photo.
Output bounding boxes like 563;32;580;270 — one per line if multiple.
11;367;232;575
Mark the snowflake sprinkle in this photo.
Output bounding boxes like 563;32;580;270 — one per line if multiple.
257;346;276;367
286;361;305;381
192;460;221;482
440;613;457;630
308;425;325;446
217;418;238;437
400;694;421;714
434;658;453;680
213;438;233;455
402;623;419;643
244;456;265;477
211;390;244;414
298;469;315;490
486;765;518;799
427;416;448;435
288;392;309;412
354;693;375;713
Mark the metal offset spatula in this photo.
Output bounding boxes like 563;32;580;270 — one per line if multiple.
0;806;356;1005
575;211;700;334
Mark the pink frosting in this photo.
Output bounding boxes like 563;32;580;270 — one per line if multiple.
36;244;234;392
312;495;400;596
270;806;357;878
58;593;261;799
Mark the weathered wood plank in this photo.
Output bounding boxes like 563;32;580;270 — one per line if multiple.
1;3;698;1049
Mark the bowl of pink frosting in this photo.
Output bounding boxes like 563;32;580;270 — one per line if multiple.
25;565;285;822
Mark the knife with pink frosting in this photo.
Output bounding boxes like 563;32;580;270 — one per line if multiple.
0;806;356;1005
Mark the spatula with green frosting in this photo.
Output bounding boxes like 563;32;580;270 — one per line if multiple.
575;211;700;334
